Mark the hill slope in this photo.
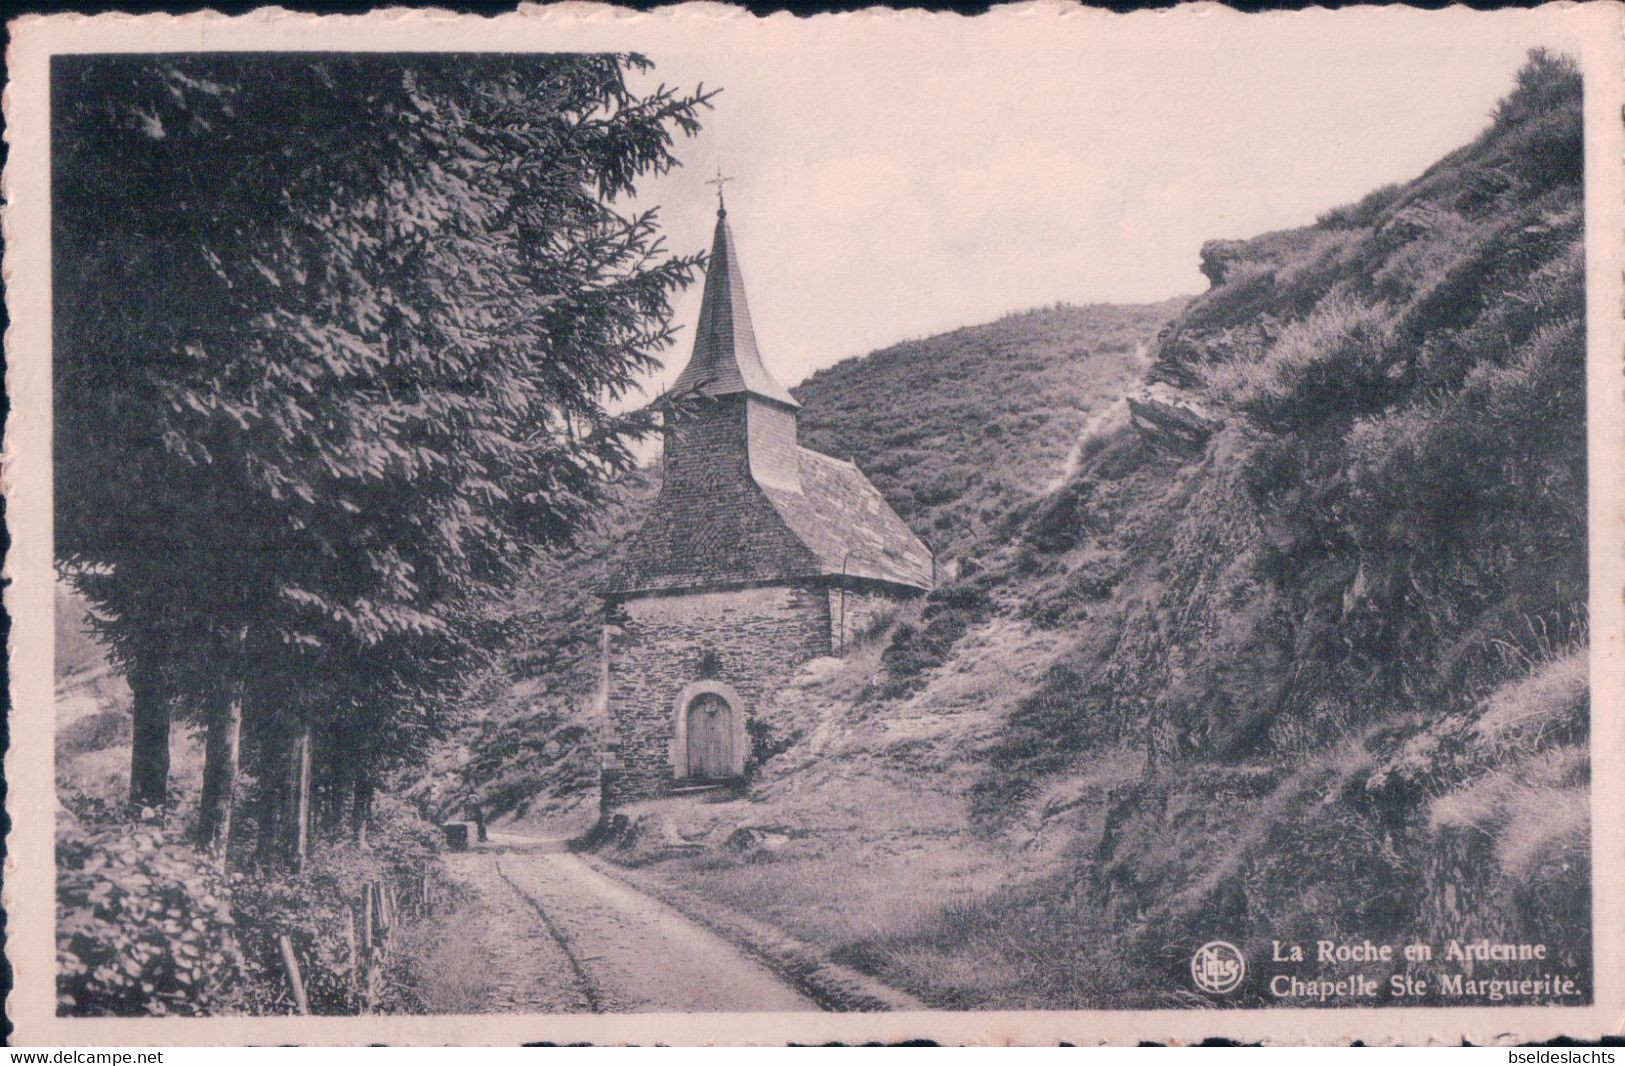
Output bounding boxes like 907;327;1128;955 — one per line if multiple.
592;51;1590;1010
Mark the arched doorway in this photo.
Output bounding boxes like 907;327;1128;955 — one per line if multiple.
685;692;734;781
670;679;748;783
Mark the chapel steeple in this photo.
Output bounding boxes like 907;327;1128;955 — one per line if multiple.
667;198;799;409
605;180;934;606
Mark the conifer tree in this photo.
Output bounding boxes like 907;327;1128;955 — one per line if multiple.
53;54;709;854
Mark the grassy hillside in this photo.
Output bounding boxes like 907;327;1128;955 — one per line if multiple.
596;51;1590;1009
795;301;1186;557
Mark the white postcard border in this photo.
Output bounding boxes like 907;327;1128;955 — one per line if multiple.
6;1;1623;1045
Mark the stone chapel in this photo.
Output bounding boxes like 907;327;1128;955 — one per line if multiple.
598;198;934;809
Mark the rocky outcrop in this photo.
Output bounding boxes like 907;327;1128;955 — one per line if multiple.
1127;384;1220;456
1198;239;1249;286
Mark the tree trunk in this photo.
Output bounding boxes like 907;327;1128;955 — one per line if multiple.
127;658;170;817
196;691;243;858
280;723;314;870
320;733;348;835
256;771;282;867
350;770;373;848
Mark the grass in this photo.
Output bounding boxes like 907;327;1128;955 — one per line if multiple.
390;895;495;1014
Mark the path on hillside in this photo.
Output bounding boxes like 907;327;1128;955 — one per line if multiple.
439;833;815;1014
1044;340;1152;493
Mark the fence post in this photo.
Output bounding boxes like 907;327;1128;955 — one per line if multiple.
277;934;310;1016
359;884;377;1013
343;905;359;1005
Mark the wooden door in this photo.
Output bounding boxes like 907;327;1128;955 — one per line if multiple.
686;693;734;780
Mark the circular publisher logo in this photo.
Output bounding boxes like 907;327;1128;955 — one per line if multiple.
1191;940;1247;995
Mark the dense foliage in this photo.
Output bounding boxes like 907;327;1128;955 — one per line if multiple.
932;48;1590;1005
58;793;447;1016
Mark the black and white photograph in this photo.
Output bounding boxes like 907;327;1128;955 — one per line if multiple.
6;2;1624;1046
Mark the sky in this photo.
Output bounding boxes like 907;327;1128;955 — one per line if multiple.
611;11;1581;400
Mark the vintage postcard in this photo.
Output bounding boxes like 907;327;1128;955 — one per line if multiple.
5;0;1624;1046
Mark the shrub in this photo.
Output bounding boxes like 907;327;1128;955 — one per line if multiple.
877;581;993;697
1492;49;1582;135
1317;182;1405;230
57;810;268;1016
57;710;132;759
1205;295;1397;433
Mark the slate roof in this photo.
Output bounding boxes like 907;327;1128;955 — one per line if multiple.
605;437;820;597
605;445;934;596
606;202;932;598
759;449;934;590
668;208;800;408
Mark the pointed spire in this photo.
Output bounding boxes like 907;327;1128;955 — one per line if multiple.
668;198;799;408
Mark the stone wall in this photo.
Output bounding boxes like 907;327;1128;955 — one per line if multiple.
826;586;900;654
603;583;832;806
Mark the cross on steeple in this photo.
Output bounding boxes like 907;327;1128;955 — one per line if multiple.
705;164;734;213
667;175;798;409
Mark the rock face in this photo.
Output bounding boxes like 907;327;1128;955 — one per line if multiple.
1198;239;1248;286
1126;385;1219;456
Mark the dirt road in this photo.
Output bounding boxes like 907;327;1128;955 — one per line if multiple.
440;834;815;1014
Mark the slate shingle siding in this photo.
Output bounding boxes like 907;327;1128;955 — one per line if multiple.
601;585;831;805
746;398;801;490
